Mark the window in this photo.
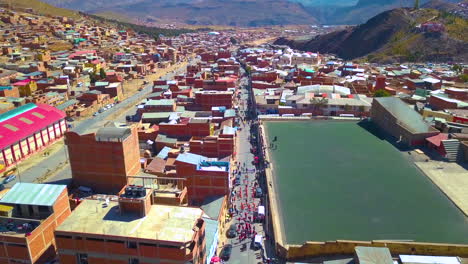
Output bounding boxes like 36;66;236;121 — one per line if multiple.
86;237;104;242
126;241;137;249
38;206;50;213
56;235;72;239
77;253;88;264
128;258;139;264
3;124;18;131
32;112;45;119
107;239;124;244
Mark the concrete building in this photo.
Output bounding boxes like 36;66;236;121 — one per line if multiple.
0;183;71;264
55;190;206;264
371;97;439;146
0;103;67;172
65;126;140;193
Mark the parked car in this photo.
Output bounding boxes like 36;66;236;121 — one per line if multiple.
65;117;74;122
255;187;263;198
226;223;236;238
3;175;16;184
234;175;241;186
93;112;98;116
220;244;233;261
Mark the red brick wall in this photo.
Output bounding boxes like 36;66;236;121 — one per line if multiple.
65;127;140;193
195;92;233;110
429;96;458;110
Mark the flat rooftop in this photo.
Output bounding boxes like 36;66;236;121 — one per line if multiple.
264;121;468;245
56;199;203;243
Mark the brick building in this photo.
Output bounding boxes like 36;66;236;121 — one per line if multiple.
189;134;235;159
0;86;19;98
174;153;230;203
158;119;213;139
0;103;67;172
202;78;236;91
371;97;439;146
0;183;71;264
65;126;140;193
194;91;233;111
55;190;206;264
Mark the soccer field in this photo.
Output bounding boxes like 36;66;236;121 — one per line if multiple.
264;121;468;245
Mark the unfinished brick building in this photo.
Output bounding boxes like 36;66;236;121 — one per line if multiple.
65;126;140;193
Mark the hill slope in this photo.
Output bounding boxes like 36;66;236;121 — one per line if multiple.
0;0;80;18
41;0;318;26
303;0;460;24
274;8;468;63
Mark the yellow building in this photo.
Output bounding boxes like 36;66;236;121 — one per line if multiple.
15;80;38;97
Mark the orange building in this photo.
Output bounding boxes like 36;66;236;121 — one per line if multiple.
55;187;206;264
174;153;230;203
194;91;233;111
202;78;236;91
65;126;141;193
0;183;71;264
189;134;235;159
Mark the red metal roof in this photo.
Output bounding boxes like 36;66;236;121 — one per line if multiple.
425;133;448;147
0;103;66;150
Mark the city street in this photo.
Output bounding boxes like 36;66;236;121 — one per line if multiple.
220;73;277;264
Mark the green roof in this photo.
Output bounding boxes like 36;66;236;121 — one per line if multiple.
56;99;79;110
0;103;36;123
375;97;433;133
156;134;177;144
0;183;66;206
201;196;225;220
141;112;171;119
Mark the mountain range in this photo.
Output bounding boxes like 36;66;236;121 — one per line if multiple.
40;0;462;26
274;7;468;63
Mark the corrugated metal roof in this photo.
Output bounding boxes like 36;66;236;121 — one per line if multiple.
375;97;433;133
355;246;393;264
0;183;66;206
176;153;206;165
156;146;172;159
0;103;65;150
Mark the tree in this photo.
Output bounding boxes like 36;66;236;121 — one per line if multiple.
89;73;97;84
99;68;106;79
309;97;328;110
344;104;352;111
230;37;238;45
374;89;391;97
414;0;419;9
452;64;463;74
459;74;468;83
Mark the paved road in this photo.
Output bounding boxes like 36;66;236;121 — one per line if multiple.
9;62;191;187
221;72;277;264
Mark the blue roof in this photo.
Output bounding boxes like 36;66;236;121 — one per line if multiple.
176;153;206;165
0;86;13;91
156;146;172;159
204;217;219;264
222;126;236;135
23;71;43;77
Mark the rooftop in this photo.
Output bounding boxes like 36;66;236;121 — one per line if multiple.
0;103;65;150
56;199;203;243
146;99;175;106
95;127;132;142
0;183;66;207
375;97;435;133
